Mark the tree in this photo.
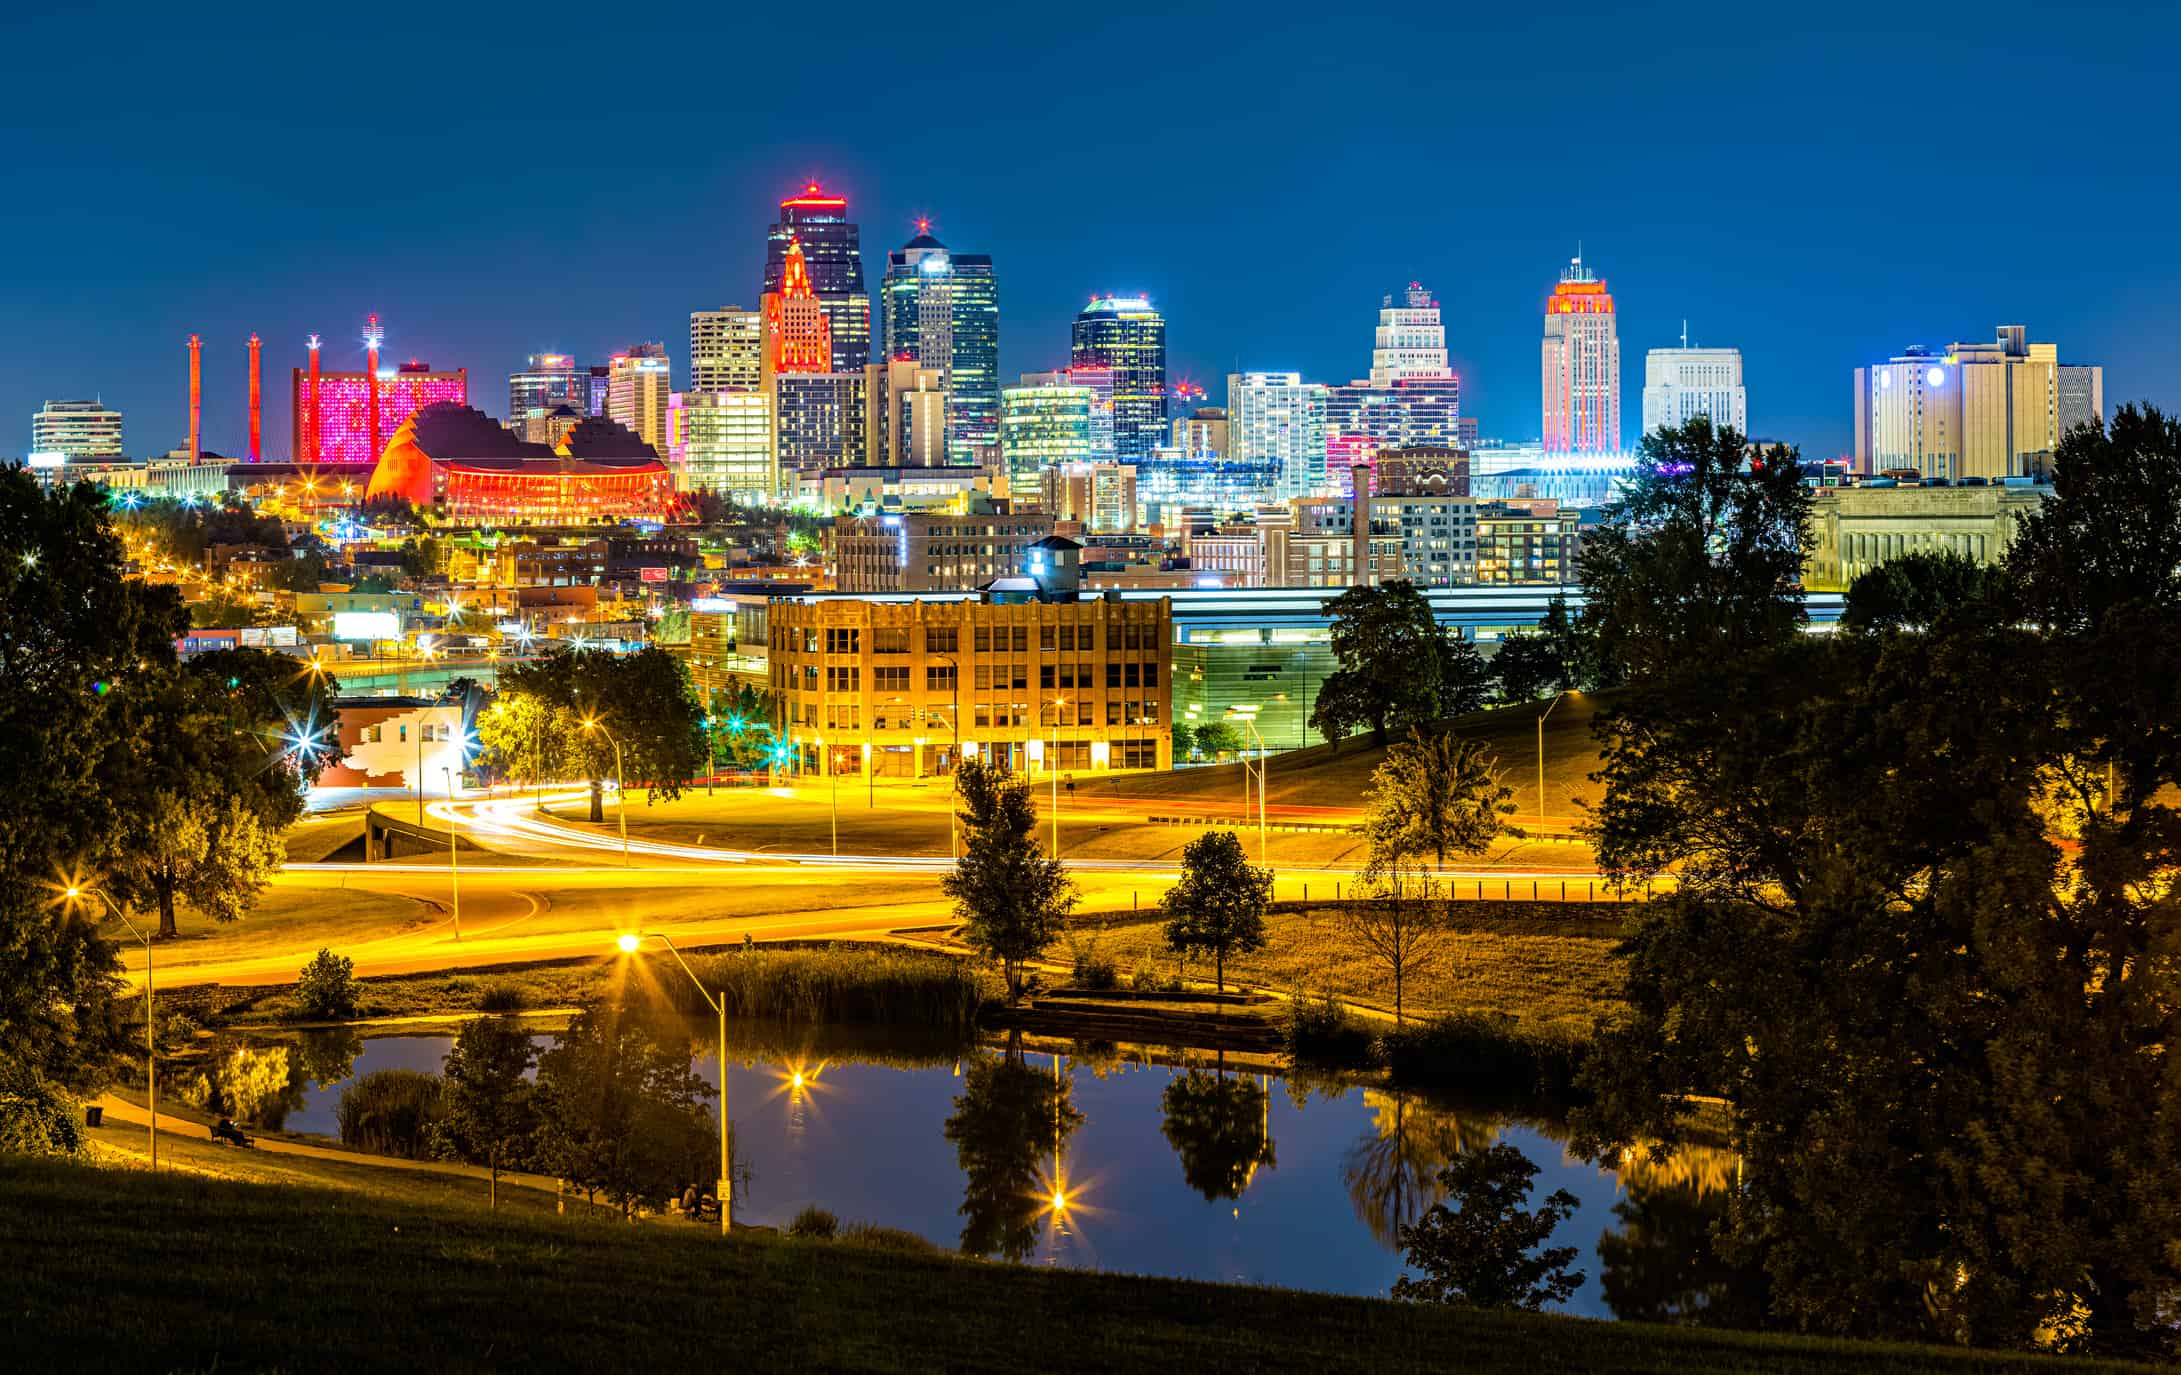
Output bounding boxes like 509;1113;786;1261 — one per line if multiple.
1159;1066;1275;1200
1489;633;1560;704
1162;830;1272;993
1190;719;1241;759
2005;405;2181;632
1361;728;1520;872
295;948;357;1020
1391;1143;1584;1310
1310;581;1449;747
1339;857;1444;1024
534;1000;718;1220
1170;720;1196;762
434;1017;539;1210
475;692;568;797
1579;415;1810;685
1433;634;1494;717
497;647;706;823
185;646;343;783
942;759;1076;1001
1840;549;2002;633
943;1040;1083;1260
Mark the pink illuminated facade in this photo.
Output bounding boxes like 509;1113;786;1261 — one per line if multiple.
292;362;468;464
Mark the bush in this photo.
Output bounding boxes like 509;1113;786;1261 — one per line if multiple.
1128;967;1183;994
840;1223;939;1255
1381;1012;1589;1105
0;1070;85;1157
1072;950;1120;991
337;1069;445;1158
681;947;997;1030
476;981;529;1014
787;1205;839;1240
297;948;358;1021
1284;991;1378;1070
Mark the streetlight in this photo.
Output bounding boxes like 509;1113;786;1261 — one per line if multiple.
932;653;964;860
67;885;155;1172
580;718;630;867
1225;705;1267;865
441;766;462;940
817;737;838;856
614;932;731;1234
1042;697;1069;859
1537;690;1577;822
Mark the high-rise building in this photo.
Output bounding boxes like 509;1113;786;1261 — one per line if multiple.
31;400;124;460
1369;282;1453;386
1071;297;1167;461
762;238;833;377
1172;406;1227;459
607;344;671;457
689;308;763;394
1041;462;1138;533
1322;284;1463;497
1000;380;1098;501
293;359;467;465
1227;372;1329;499
2057;363;2106;438
772;372;868;473
1641;344;1746;440
882;222;999;464
1853;325;2096;478
1541;256;1621;455
672;391;774;503
865;359;949;468
509;354;583;425
762;181;870;373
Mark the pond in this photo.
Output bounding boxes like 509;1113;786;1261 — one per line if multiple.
207;1025;1736;1321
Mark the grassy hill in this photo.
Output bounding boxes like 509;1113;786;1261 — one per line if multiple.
4;1150;2154;1375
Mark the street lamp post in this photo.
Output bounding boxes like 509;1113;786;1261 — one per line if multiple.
932;653;963;859
580;718;630;867
1537;690;1575;823
68;886;153;1172
1225;706;1268;865
1042;697;1069;859
441;767;461;941
615;932;731;1234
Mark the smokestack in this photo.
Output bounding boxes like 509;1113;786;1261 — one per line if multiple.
188;334;202;463
364;313;384;460
1352;461;1373;587
247;334;262;461
305;334;322;464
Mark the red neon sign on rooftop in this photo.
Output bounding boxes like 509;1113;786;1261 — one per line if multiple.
782;179;847;209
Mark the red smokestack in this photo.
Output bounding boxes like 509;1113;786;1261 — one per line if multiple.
188;334;202;463
306;334;322;464
247;334;262;461
364;313;384;460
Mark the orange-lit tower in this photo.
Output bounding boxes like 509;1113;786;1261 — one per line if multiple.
1541;254;1621;454
762;237;833;376
363;313;385;460
187;334;202;462
304;334;322;463
247;333;262;460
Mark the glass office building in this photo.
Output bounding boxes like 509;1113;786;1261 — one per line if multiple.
1071;296;1167;461
763;182;871;373
881;226;999;465
998;383;1096;503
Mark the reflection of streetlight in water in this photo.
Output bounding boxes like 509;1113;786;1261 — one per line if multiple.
1041;1051;1092;1267
765;1058;830;1141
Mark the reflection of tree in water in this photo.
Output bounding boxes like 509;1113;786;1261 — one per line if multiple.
177;1043;309;1130
943;1043;1083;1262
293;1027;364;1090
1342;1090;1499;1249
1159;1069;1275;1201
1599;1143;1767;1327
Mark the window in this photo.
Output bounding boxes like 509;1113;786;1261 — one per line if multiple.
926;627;958;654
1144;663;1159;687
1106;700;1122;724
1106;662;1122;689
973;705;993;730
801;628;819;653
873;628;909;654
926;665;956;691
826;704;859;730
1040;626;1056;651
1009;666;1028;690
1078;626;1096;652
873;666;910;693
1076;700;1094;725
826;666;859;693
825;627;860;655
1011;626;1028;653
1124;663;1140;688
397;725;408;743
974;626;992;653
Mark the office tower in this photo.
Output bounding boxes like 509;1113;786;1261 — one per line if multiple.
1541;255;1621;454
763;238;833;377
2057;363;2106;438
882;221;999;464
689;308;763;394
772;373;868;473
1642;343;1747;439
293;353;467;465
605;344;671;457
509;353;584;424
1173;406;1228;459
1000;380;1098;501
1853;324;2092;479
585;366;610;418
762;181;870;372
865;359;949;468
1227;372;1329;499
1071;296;1167;460
31;399;124;460
1041;462;1138;533
673;391;775;503
1369;281;1453;385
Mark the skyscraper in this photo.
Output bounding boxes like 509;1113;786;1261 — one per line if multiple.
1322;284;1463;497
509;354;583;423
865;359;949;468
1853;324;2097;478
1541;256;1621;455
31;400;124;460
881;221;998;464
608;344;672;457
762;239;832;377
1369;282;1453;386
689;308;763;394
673;391;774;503
293;357;467;465
762;181;870;373
1642;343;1747;439
1227;372;1329;499
1071;296;1166;461
1000;380;1097;501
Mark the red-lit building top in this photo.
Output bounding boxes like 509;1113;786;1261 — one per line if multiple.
293;363;467;465
763;237;833;376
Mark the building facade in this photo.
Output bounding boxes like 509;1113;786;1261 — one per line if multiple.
999;381;1096;500
771;373;868;473
762;181;870;372
1369;282;1455;386
1853;326;2097;479
865;359;949;468
606;344;671;457
881;225;999;464
831;512;1056;593
1542;255;1620;455
293;362;467;465
769;592;1173;778
1227;372;1329;500
1071;297;1167;461
672;390;774;502
1041;462;1137;533
508;354;584;428
31;399;124;460
690;308;764;395
1804;480;2048;590
1641;346;1746;440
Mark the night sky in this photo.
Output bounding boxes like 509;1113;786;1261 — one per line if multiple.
3;2;2174;463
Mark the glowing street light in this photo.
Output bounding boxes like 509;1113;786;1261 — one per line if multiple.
65;884;155;1171
1537;690;1578;822
1224;705;1267;866
580;717;630;867
615;931;731;1233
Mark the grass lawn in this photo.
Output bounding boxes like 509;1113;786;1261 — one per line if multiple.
95;885;430;975
3;1152;2152;1375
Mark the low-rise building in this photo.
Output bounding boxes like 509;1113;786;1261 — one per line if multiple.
1804;479;2047;591
831;512;1055;593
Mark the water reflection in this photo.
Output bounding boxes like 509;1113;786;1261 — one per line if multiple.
1598;1144;1767;1326
1159;1065;1276;1202
942;1036;1084;1262
1341;1090;1499;1249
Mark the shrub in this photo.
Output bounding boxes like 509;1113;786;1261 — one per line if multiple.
787;1205;839;1240
296;948;358;1021
1381;1012;1589;1105
1284;991;1378;1069
1129;967;1184;994
681;947;997;1030
840;1223;939;1255
337;1069;445;1158
1072;950;1120;991
476;981;529;1013
0;1070;85;1157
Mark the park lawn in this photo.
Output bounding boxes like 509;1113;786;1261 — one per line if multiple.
217;959;614;1025
95;885;432;974
1074;902;1629;1035
2;1152;2153;1375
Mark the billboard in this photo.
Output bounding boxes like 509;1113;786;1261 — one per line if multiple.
639;566;669;583
332;611;400;641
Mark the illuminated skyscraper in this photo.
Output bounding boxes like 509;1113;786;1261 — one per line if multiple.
509;354;583;424
1853;324;2098;478
1642;343;1746;439
673;390;775;503
607;344;672;457
882;221;999;463
1071;297;1166;461
1541;256;1621;454
762;181;870;373
690;308;763;394
763;239;833;377
293;355;468;465
1369;282;1452;386
31;400;124;460
1227;372;1328;499
1000;380;1097;502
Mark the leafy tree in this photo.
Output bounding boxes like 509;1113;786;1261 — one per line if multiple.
943;1042;1083;1261
534;1000;718;1220
475;692;569;798
1361;728;1520;872
1840;549;2002;633
2005;405;2181;631
434;1016;539;1210
497;647;706;822
1579;415;1810;685
1339;857;1444;1025
101;715;290;938
295;947;357;1020
1489;633;1561;704
1310;580;1449;747
942;759;1076;1001
185;646;343;782
1392;1142;1584;1310
1159;1068;1275;1200
1170;720;1196;761
1433;634;1494;717
1161;830;1272;993
1190;719;1241;758
396;535;447;580
1343;1091;1497;1248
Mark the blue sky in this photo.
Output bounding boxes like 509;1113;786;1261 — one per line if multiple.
2;1;2173;460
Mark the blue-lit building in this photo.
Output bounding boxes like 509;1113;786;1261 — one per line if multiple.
1071;296;1167;461
881;224;999;465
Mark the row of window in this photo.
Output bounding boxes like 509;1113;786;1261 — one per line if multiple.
794;622;1162;656
787;701;1163;730
795;661;1160;693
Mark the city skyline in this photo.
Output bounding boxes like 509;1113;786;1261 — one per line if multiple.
4;3;2176;464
